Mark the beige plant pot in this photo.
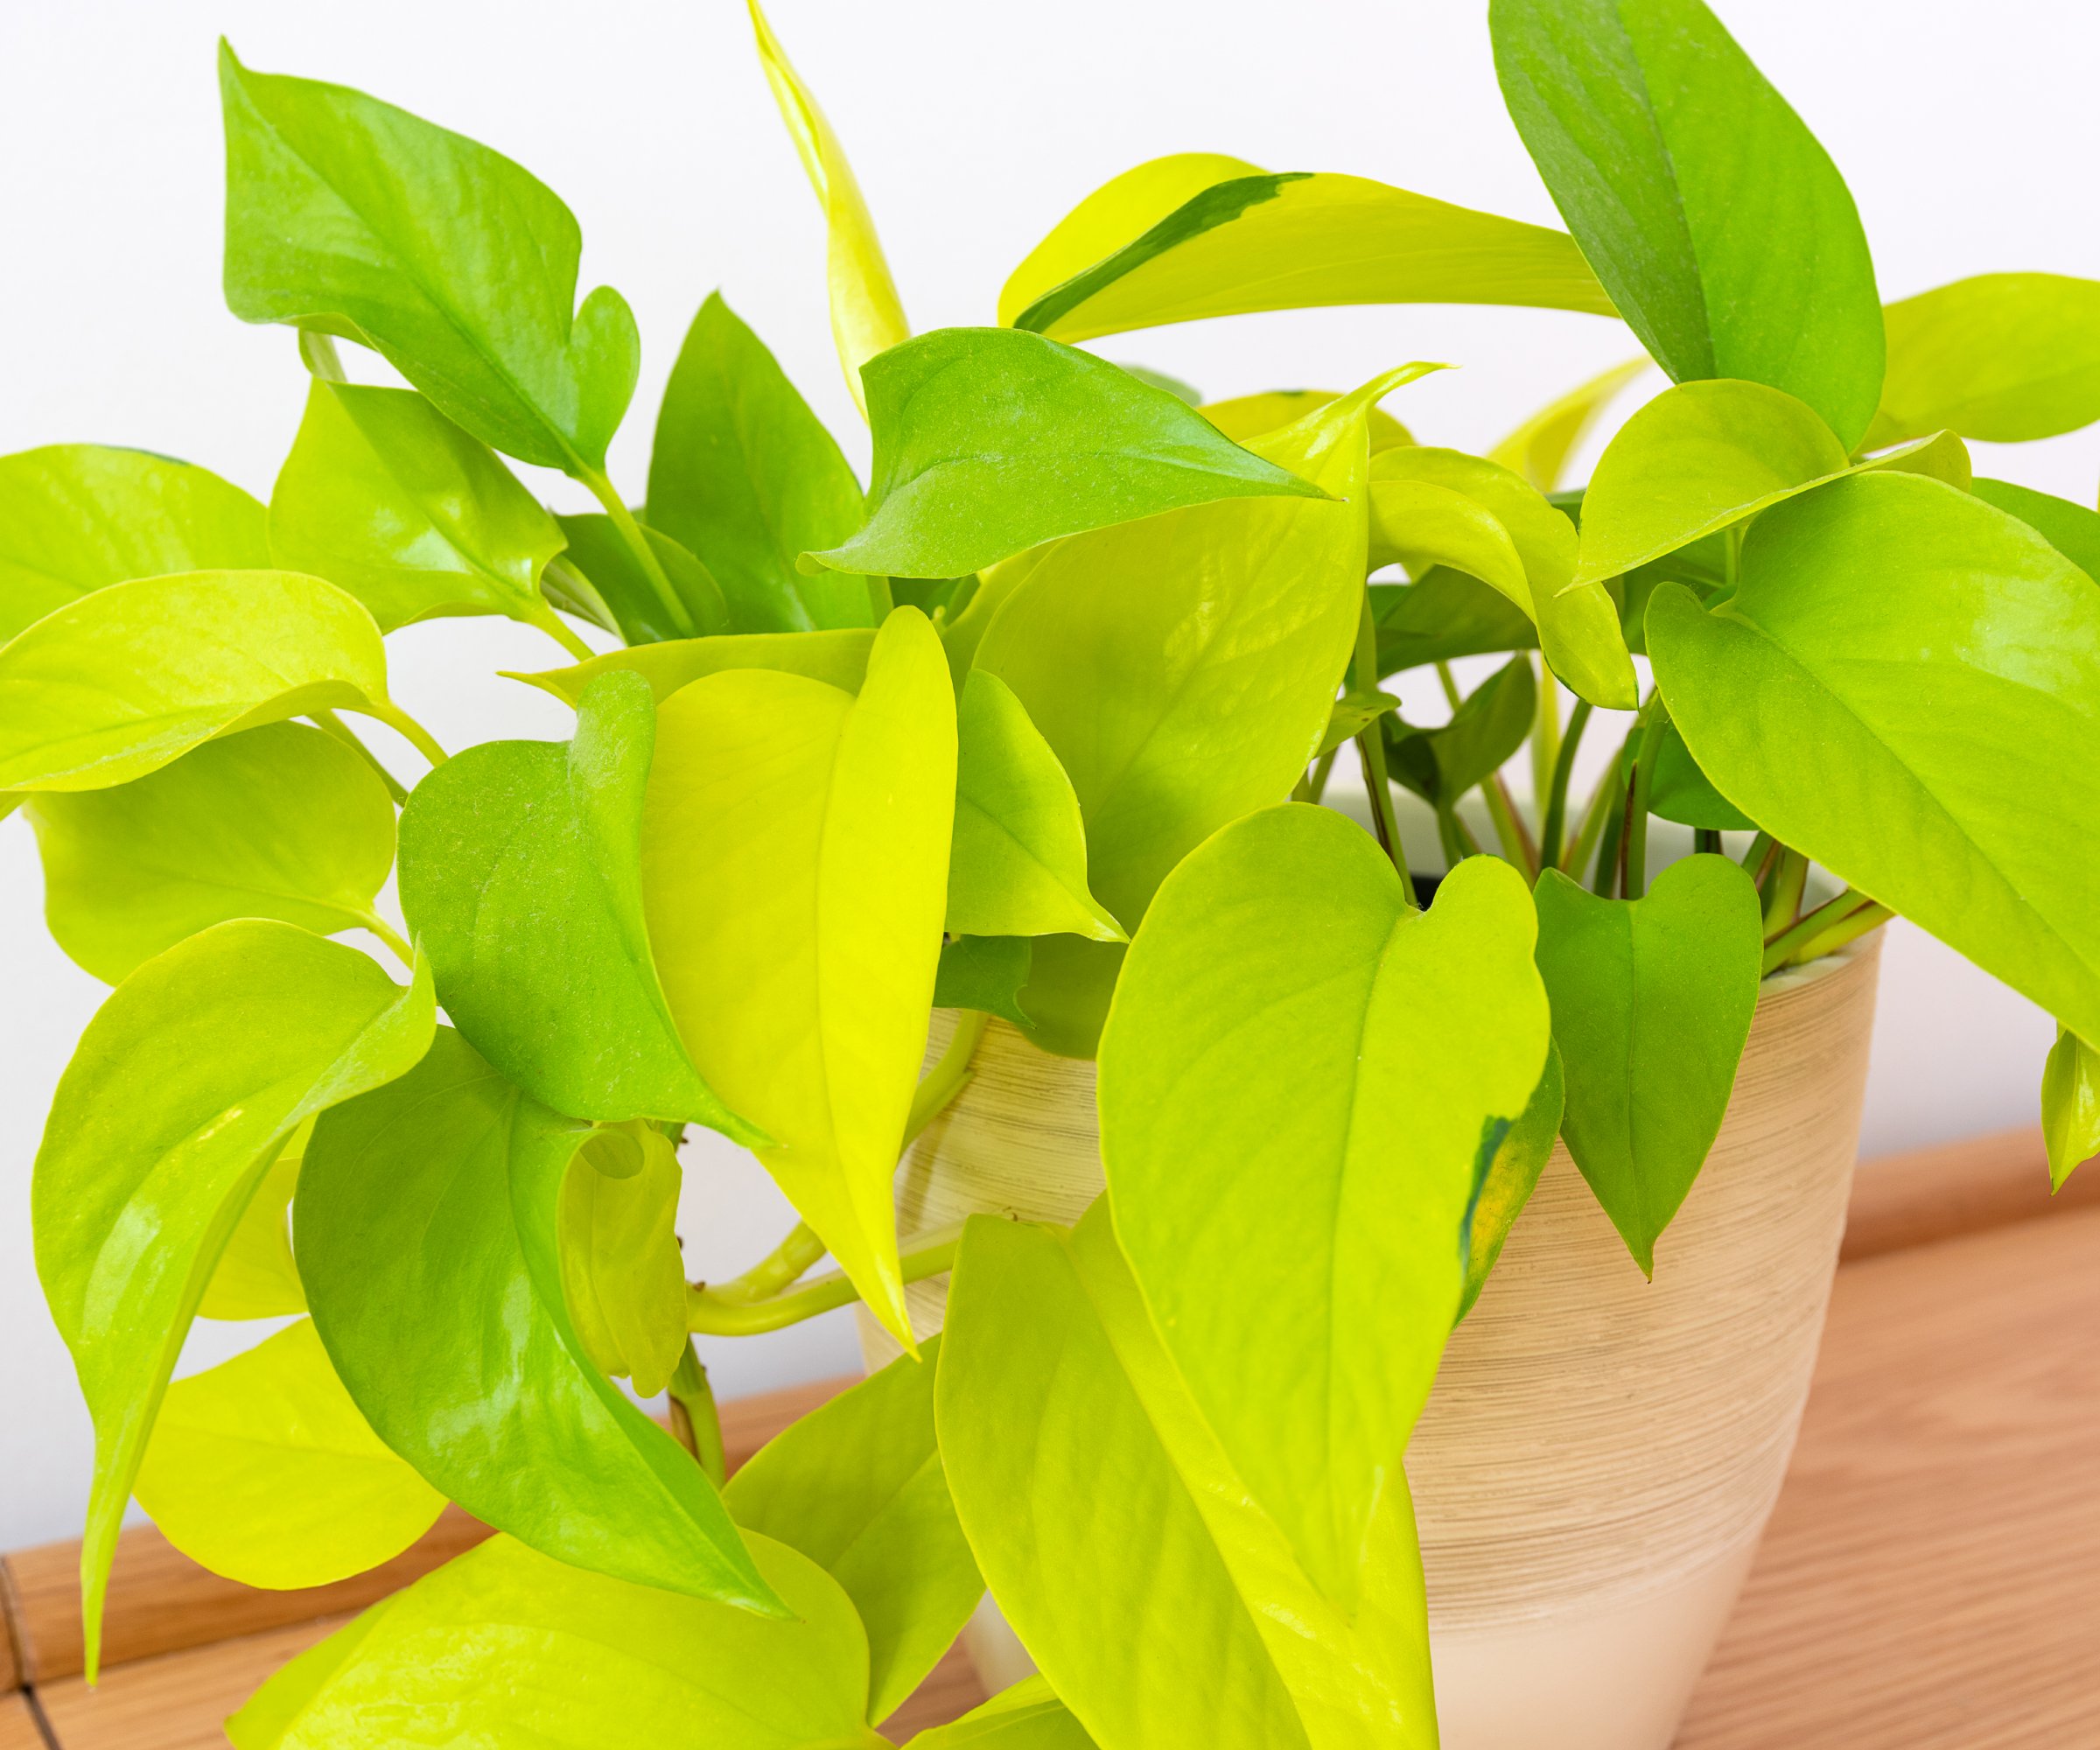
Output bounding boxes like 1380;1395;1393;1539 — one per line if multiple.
862;930;1884;1749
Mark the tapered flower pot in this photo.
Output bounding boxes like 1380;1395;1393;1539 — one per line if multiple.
863;930;1883;1749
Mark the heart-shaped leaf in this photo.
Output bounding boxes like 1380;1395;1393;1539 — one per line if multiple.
2042;1027;2100;1190
1532;855;1764;1271
32;920;434;1676
296;1026;780;1614
519;626;877;707
1646;723;1756;831
1385;654;1536;808
558;1126;689;1396
1099;807;1549;1600
551;513;732;645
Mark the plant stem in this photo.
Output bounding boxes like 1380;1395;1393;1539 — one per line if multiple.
1564;736;1626;883
1695;828;1724;855
310;708;408;804
1620;700;1670;901
524;599;596;662
298;328;348;382
667;1341;727;1486
710;1223;830;1306
1760;887;1880;974
1295;744;1341;806
354;912;416;970
1740;830;1774;876
1537;698;1592;873
1762;848;1810;938
906;1010;990;1143
1774;900;1892;971
1530;656;1560;822
1588;740;1633;895
365;701;449;768
1483;774;1539;876
1351;592;1414;900
578;466;696;639
686;1222;966;1336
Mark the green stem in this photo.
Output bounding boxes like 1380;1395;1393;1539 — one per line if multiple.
668;1341;727;1487
710;1223;829;1306
1434;661;1465;710
686;1222;965;1336
1483;774;1539;876
524;598;596;662
1773;900;1892;972
907;1011;990;1143
310;708;408;805
1353;592;1414;899
1760;887;1878;974
1294;744;1341;806
1695;828;1724;855
1739;830;1774;876
298;328;348;382
1538;698;1593;872
1587;738;1634;895
364;700;449;768
578;466;696;639
1762;848;1810;938
354;912;416;970
1621;700;1670;901
1564;737;1626;882
1530;656;1561;823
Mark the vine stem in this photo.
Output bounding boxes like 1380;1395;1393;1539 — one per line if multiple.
355;913;416;970
1537;698;1592;872
667;1341;727;1486
686;1222;966;1336
1760;887;1883;974
1352;591;1415;901
310;708;408;804
578;466;696;638
1620;699;1670;901
365;701;449;768
524;599;596;662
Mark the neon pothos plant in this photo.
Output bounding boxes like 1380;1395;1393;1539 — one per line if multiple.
12;0;2100;1743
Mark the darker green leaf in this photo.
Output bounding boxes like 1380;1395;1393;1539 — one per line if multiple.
554;514;732;646
1970;479;2100;584
1383;654;1536;807
1372;571;1538;676
934;935;1036;1030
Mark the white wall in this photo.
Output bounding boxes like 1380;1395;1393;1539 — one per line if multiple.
1;0;2090;1547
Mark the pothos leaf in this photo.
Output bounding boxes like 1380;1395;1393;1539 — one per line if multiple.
558;1125;689;1397
2043;1026;2100;1190
934;935;1035;1031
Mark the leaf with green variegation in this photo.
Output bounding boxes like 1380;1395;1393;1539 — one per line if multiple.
1385;654;1536;808
1204;390;1415;452
200;1135;306;1320
226;1533;873;1750
267;381;571;639
1001;166;1614;342
641;609;955;1345
1099;808;1548;1601
553;513;731;645
808;329;1327;580
2042;1027;2100;1190
134;1320;444;1590
521;625;877;707
906;1677;1098;1748
558;1126;689;1397
1648;472;2100;1046
220;45;637;473
32;920;434;1676
1648;723;1755;831
937;1204;1439;1750
1460;1043;1564;1319
1867;273;2100;449
727;1340;982;1721
1532;855;1763;1272
0;444;268;641
1971;479;2100;582
950;670;1123;942
296;1026;780;1614
0;570;402;793
1491;0;1883;447
1372;571;1537;676
648;291;872;632
934;936;1034;1030
1572;379;1970;586
399;670;755;1138
1488;357;1649;491
24;722;396;984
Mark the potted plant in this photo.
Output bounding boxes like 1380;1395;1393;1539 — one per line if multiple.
11;1;2100;1746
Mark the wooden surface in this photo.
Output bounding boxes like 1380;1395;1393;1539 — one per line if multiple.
4;1126;2094;1746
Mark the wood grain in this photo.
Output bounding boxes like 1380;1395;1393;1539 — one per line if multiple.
1842;1124;2100;1261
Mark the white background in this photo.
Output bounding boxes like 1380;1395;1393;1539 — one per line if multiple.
2;0;2093;1547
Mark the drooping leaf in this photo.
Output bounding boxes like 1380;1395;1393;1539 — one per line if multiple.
399;670;755;1137
0;444;268;641
906;1677;1098;1749
1204;390;1414;453
1970;478;2100;583
1648;471;2100;1045
267;381;570;636
227;1534;872;1750
199;1133;307;1320
1531;855;1764;1272
296;1027;780;1614
0;570;397;793
558;1125;689;1397
1459;1043;1564;1319
1384;654;1536;808
1491;0;1883;447
1317;690;1401;760
32;920;434;1675
747;0;909;413
521;626;876;707
648;291;872;632
1371;570;1537;676
641;609;956;1343
1002;167;1614;342
220;44;638;472
728;1340;982;1721
949;670;1123;942
552;513;732;645
1487;356;1649;491
808;329;1328;580
2042;1027;2100;1191
1099;808;1548;1600
934;935;1035;1030
24;721;396;984
1647;722;1756;830
1867;273;2100;449
937;1205;1439;1750
134;1320;444;1590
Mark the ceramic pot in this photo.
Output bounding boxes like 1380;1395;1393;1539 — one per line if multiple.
861;931;1883;1750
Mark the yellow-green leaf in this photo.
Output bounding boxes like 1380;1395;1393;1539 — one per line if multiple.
1487;356;1649;492
558;1125;689;1396
2042;1026;2100;1191
1460;1043;1564;1319
1203;390;1415;454
906;1677;1098;1748
199;1129;307;1320
517;626;876;706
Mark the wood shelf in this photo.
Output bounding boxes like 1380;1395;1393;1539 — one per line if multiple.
4;1125;2093;1746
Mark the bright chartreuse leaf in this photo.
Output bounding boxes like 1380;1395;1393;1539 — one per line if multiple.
1532;855;1766;1272
553;513;732;644
1970;479;2100;582
906;1678;1098;1749
807;329;1326;580
1648;722;1756;831
934;935;1034;1031
24;721;396;984
1459;1043;1564;1319
2042;1027;2100;1190
1491;0;1883;448
937;1204;1439;1750
1372;570;1537;676
1319;690;1401;759
1002;168;1614;342
295;1026;780;1614
641;609;955;1344
558;1125;689;1397
1384;654;1536;808
1648;471;2100;1046
728;1340;983;1721
267;381;572;639
1867;273;2100;449
521;626;877;707
32;920;434;1676
1487;356;1649;491
1572;379;1970;586
949;670;1123;942
226;1533;874;1750
199;1134;307;1320
647;292;872;633
1098;807;1548;1601
133;1320;444;1590
1369;445;1634;707
1203;390;1415;453
0;570;402;793
398;670;757;1138
220;45;637;473
0;444;268;641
